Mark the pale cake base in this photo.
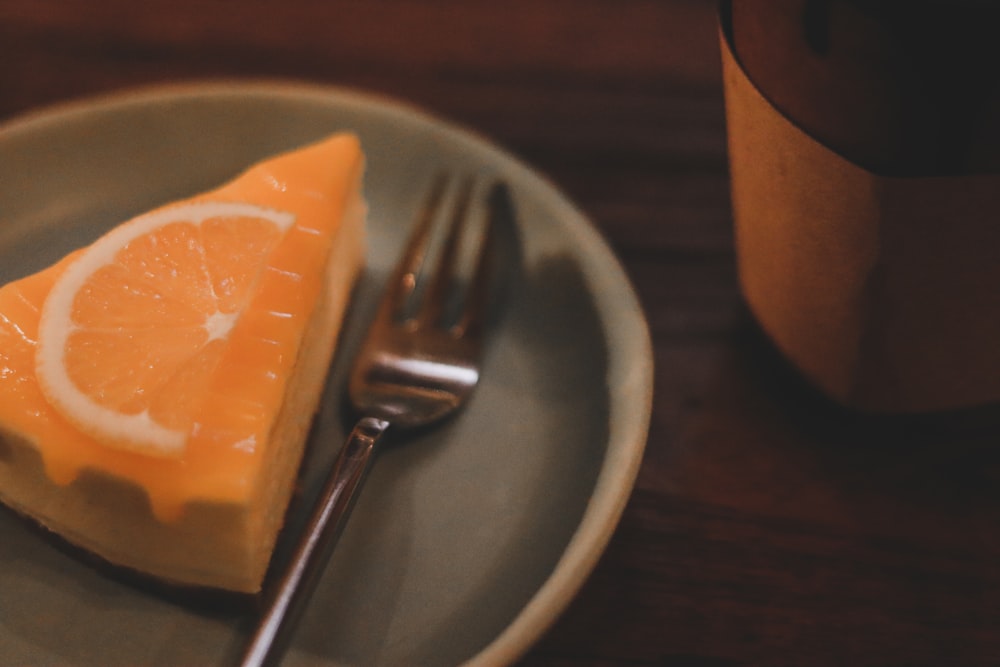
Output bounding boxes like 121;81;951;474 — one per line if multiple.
0;185;366;594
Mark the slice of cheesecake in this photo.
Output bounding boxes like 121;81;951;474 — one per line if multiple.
0;133;366;593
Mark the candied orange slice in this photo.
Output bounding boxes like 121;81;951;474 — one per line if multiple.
36;202;297;457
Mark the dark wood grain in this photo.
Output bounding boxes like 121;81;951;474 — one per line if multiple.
4;1;1000;665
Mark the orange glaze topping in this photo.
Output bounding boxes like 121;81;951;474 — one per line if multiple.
0;134;363;521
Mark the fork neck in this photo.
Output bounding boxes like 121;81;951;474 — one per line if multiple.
351;416;390;452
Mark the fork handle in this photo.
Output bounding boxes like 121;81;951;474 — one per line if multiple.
239;416;390;667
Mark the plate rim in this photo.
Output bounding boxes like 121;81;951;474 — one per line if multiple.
0;79;654;666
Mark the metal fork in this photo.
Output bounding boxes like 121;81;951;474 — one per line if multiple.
239;174;511;667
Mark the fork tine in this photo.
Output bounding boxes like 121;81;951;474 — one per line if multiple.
384;172;450;317
415;175;475;326
453;181;507;338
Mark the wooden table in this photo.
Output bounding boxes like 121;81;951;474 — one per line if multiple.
4;1;1000;665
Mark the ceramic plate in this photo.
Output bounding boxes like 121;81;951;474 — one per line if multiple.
0;82;652;666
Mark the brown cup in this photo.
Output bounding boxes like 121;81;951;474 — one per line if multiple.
720;0;1000;412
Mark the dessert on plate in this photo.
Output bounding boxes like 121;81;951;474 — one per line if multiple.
0;132;366;593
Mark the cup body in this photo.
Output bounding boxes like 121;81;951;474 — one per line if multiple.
721;0;1000;412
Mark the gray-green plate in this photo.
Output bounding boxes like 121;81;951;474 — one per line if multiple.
0;82;652;667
